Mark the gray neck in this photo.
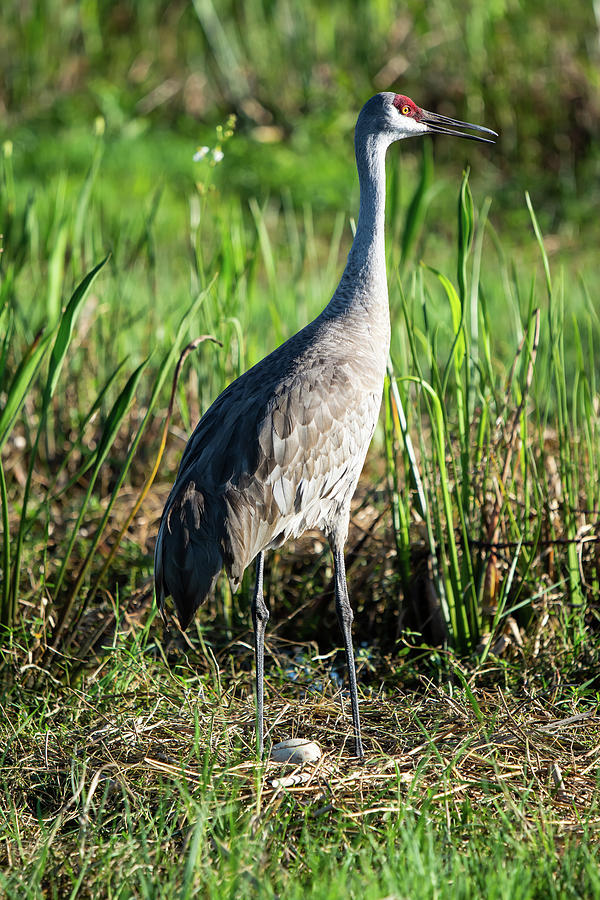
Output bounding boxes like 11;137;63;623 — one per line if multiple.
326;129;390;314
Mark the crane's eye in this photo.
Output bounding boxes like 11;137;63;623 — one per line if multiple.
401;105;411;116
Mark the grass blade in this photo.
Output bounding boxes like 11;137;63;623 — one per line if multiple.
10;256;109;619
49;357;150;649
0;457;10;628
43;255;109;405
0;329;53;453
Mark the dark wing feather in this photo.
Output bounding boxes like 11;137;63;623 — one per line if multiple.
155;315;385;626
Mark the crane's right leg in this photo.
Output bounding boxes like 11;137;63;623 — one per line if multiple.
251;551;269;757
332;545;364;759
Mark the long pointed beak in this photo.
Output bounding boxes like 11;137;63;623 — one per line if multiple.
421;109;498;143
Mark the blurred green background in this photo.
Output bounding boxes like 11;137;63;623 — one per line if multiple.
2;0;599;229
2;0;599;386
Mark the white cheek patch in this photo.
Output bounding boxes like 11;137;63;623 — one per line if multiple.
398;115;429;137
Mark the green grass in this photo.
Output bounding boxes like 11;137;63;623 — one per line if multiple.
1;1;600;895
1;620;599;898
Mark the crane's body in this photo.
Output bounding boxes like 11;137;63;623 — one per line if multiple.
155;93;496;758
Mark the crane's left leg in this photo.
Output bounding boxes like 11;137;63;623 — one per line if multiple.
251;551;269;757
332;545;364;759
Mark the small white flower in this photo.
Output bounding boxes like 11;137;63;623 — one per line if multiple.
193;146;210;161
212;148;224;163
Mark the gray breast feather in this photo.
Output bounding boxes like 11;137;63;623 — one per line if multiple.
157;320;386;607
220;379;381;578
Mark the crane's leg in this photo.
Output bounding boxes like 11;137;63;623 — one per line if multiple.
332;546;364;759
251;551;269;757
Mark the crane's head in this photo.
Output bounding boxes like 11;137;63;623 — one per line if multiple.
357;92;497;145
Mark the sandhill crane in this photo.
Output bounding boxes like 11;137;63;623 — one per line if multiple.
155;92;496;758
